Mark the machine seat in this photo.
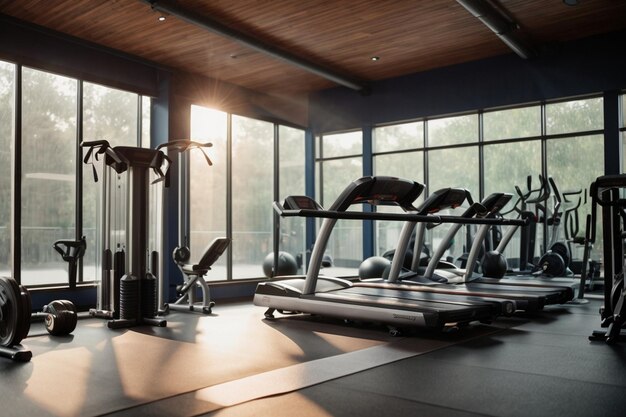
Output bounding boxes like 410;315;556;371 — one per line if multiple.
180;237;230;275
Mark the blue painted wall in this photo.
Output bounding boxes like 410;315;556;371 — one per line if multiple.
309;30;626;134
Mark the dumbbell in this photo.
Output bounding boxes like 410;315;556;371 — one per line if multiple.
1;277;78;362
33;299;78;336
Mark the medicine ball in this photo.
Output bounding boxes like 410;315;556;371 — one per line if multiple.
262;251;298;278
482;250;508;278
358;256;391;280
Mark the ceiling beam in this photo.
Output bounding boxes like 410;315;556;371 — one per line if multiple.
456;0;535;59
143;0;369;93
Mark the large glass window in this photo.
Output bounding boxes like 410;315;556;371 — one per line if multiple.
83;83;138;146
232;115;274;279
0;61;149;287
428;147;479;195
373;121;423;153
373;151;424;256
427;146;479;262
483;141;542;207
428;114;478;147
359;95;608;274
374;152;423;183
547;135;604;260
0;62;14;278
189;106;306;281
82;82;140;283
483;105;541;141
141;96;151;148
189;106;228;280
619;93;626;172
547;135;604;196
623;128;626;173
278;125;306;274
317;131;363;276
546;97;603;135
482;110;543;269
320;130;361;158
21;68;77;286
373;123;424;259
483;140;542;263
318;157;363;275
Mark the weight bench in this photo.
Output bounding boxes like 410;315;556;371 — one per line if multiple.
167;237;230;315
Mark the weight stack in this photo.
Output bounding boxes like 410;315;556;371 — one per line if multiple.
141;273;158;319
119;275;140;321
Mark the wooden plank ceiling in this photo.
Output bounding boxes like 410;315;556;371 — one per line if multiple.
1;0;625;97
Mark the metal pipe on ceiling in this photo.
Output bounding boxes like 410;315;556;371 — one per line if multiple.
143;0;369;93
455;0;535;59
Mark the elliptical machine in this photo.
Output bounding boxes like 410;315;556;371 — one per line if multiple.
533;177;573;277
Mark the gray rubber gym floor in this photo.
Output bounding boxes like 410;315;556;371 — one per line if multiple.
1;297;625;417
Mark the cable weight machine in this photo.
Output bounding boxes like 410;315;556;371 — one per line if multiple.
82;140;167;329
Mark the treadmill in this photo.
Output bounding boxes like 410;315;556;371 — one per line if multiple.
254;176;524;332
397;191;575;305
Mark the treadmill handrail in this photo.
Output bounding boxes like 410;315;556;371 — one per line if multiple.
273;201;528;226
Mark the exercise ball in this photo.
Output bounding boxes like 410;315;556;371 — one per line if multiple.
482;250;508;278
359;256;391;280
262;251;298;278
383;249;413;269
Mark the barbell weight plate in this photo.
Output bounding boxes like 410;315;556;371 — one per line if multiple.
610;276;624;313
0;277;28;347
540;252;566;277
59;300;77;314
45;299;76;315
60;310;77;335
550;242;571;268
18;285;32;343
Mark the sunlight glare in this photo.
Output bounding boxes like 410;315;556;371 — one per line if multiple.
191;105;227;142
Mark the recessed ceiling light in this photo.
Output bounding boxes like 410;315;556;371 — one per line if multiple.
371;56;380;61
562;0;579;5
158;15;166;21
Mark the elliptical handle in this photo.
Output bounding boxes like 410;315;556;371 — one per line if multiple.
548;177;562;204
525;175;550;204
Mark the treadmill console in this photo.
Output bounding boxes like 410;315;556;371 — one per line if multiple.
283;195;323;211
417;188;468;214
330;176;425;212
480;193;512;214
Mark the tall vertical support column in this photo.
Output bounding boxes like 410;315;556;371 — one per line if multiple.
604;90;621;175
362;126;374;260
